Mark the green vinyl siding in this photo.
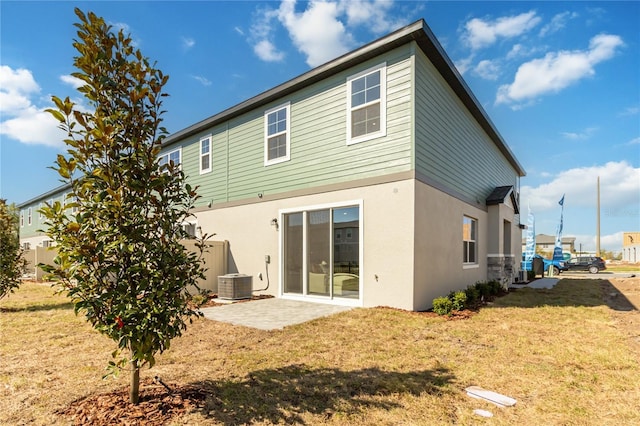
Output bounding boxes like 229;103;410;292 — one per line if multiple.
173;45;415;208
19;189;68;239
414;48;518;202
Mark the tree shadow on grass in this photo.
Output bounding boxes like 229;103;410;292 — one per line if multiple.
0;300;74;312
499;279;636;311
192;364;453;424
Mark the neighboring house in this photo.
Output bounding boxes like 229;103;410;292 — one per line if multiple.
18;19;525;311
18;184;70;250
521;234;576;258
622;232;640;263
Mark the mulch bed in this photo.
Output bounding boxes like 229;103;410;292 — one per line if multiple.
197;293;274;308
56;378;208;425
377;305;478;320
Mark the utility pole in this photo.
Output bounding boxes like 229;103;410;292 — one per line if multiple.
596;176;601;257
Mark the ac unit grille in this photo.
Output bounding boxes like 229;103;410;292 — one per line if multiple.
217;274;252;300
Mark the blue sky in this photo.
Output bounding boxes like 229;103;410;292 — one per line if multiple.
1;1;638;253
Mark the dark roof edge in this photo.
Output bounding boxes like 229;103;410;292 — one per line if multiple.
162;19;525;177
17;182;71;208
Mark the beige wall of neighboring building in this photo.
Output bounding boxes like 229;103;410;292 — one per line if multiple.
20;235;53;251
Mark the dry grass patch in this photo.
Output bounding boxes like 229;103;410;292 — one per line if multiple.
1;279;639;425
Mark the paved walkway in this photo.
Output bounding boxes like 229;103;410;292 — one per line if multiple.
525;278;560;289
200;298;354;330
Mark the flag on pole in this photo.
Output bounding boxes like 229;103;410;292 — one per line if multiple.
553;195;565;262
524;205;536;270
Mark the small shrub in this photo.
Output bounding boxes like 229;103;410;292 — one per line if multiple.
488;280;503;295
432;296;453;316
475;281;492;298
450;291;467;311
465;285;480;307
527;270;536;281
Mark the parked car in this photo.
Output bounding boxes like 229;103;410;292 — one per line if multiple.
566;257;607;274
522;254;568;275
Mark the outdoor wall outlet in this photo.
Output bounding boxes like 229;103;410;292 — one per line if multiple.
265;255;270;264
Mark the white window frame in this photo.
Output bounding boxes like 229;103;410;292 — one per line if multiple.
158;147;182;170
463;215;478;268
20;211;24;227
264;102;291;166
27;207;32;226
278;199;364;308
346;63;387;145
199;135;212;174
181;220;199;239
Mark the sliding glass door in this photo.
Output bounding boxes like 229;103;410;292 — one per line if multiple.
282;204;360;300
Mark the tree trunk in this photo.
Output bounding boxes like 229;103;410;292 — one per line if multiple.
130;354;140;404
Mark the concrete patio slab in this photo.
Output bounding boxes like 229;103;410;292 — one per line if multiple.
200;298;354;330
526;278;560;289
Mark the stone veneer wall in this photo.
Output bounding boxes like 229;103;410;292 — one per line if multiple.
487;256;516;288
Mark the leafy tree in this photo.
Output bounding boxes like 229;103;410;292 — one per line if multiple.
41;8;206;404
0;199;27;301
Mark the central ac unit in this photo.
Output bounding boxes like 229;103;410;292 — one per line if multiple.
217;274;252;300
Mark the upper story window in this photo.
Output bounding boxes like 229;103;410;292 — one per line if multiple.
347;63;386;145
264;103;290;166
27;207;32;225
20;210;24;227
159;147;181;170
200;135;212;174
463;216;477;265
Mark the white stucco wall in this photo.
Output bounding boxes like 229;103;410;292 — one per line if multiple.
413;181;488;311
193;179;417;310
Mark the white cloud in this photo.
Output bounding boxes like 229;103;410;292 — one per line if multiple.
278;0;352;67
521;161;640;211
0;65;69;148
254;39;285;62
0;66;40;113
560;127;598;141
182;36;195;50
539;11;578;37
506;43;546;60
0;106;61;147
59;74;84;89
571;232;624;253
626;137;640;146
248;5;285;63
474;59;500;80
453;55;474;75
496;33;624;108
340;0;403;34
249;0;408;67
191;75;212;86
463;11;541;50
620;106;639;116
